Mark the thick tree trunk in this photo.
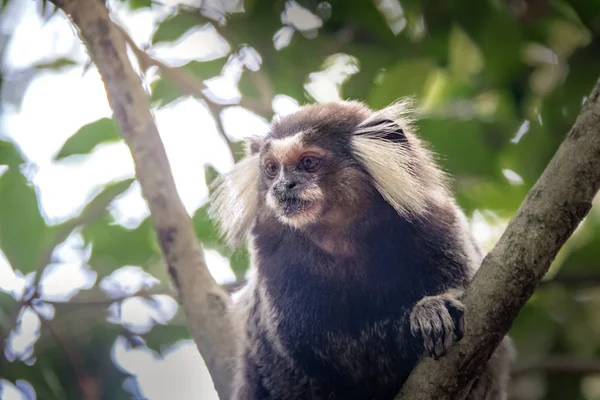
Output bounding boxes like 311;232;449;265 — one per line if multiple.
48;1;236;399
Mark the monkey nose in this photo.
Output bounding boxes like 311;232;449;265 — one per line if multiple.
274;180;298;197
285;181;297;190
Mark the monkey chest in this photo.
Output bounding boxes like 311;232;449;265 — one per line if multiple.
272;314;417;399
272;291;418;383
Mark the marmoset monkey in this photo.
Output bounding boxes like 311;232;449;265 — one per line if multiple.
210;100;512;400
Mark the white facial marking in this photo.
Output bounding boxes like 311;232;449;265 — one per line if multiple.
269;131;305;165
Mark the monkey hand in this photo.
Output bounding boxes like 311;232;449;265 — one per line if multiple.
409;292;465;360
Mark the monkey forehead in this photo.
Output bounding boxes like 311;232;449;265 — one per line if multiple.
263;102;374;163
263;131;328;166
270;101;371;140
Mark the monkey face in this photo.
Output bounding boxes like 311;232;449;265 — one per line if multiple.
210;100;448;246
253;102;393;230
260;134;328;228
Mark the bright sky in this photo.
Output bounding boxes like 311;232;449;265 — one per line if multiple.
0;1;503;399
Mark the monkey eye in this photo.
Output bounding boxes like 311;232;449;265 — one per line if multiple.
300;155;320;172
264;161;279;178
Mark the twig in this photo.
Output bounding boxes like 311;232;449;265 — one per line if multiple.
114;24;263;160
32;184;126;290
0;301;25;365
43;284;178;307
43;280;242;312
49;2;237;398
1;182;122;362
44;279;244;309
38;314;99;400
538;272;600;288
205;100;238;160
209;22;276;114
149;1;280;118
397;80;600;398
512;355;600;377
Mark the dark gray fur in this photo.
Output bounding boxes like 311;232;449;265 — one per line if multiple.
220;102;512;400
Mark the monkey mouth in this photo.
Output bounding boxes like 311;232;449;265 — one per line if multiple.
279;196;316;217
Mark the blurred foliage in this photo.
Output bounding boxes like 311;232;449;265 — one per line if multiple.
1;0;600;399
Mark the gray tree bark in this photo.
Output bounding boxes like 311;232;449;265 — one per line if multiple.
396;81;600;399
47;1;236;399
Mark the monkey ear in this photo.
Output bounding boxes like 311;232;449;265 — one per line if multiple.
355;118;408;145
244;135;264;156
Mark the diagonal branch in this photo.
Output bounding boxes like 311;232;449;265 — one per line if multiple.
512;355;600;377
114;24;239;158
48;1;236;398
538;271;600;288
114;23;272;162
38;314;99;400
397;80;600;399
2;179;129;363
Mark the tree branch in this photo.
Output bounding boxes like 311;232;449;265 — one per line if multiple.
38;314;99;400
2;177;122;363
49;1;236;398
115;23;272;162
512;355;600;377
43;284;177;307
397;80;600;399
114;24;239;159
538;271;600;288
44;280;242;310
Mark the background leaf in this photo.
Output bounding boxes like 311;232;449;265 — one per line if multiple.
152;12;208;44
54;118;121;160
0;167;48;273
82;216;161;277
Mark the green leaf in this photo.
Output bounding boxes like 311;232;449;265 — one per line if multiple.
367;58;437;109
203;164;220;190
54;118;121;161
448;25;484;79
152;12;207;44
80;179;136;218
0;139;25;167
192;204;222;249
510;298;559;358
456;179;527;216
128;0;152;10
230;140;247;163
0;290;17;325
41;178;135;249
149;78;182;109
33;58;77;71
150;58;227;108
82;216;162;276
0;167;49;273
559;219;600;274
143;322;190;355
192;203;250;279
418;118;500;179
186;59;228;78
229;247;250;279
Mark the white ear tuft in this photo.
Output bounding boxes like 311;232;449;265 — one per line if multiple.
357;97;417;134
352;98;448;217
351;133;428;217
209;154;261;247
